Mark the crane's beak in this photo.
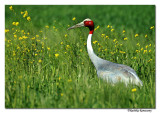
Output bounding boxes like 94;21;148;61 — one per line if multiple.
67;21;84;30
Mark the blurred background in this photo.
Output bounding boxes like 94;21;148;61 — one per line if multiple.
5;5;155;33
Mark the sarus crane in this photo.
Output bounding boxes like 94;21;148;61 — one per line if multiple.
68;18;143;86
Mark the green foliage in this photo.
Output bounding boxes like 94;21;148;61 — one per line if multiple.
5;5;155;108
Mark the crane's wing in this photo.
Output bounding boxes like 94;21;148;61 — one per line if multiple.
97;61;143;86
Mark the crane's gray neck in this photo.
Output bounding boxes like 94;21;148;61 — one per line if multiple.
87;34;106;70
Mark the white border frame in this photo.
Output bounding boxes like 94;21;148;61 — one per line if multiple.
1;0;159;113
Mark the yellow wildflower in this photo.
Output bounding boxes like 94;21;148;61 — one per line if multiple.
145;34;147;38
113;39;117;42
17;46;20;49
120;51;125;54
38;59;42;63
47;47;50;51
21;11;24;14
148;59;152;62
19;37;23;40
45;25;49;28
107;25;110;28
135;34;139;38
12;22;16;26
149;49;151;52
14;35;17;38
106;36;109;39
53;26;56;29
13;51;16;56
5;29;9;33
31;37;35;40
66;45;70;48
22;35;28;39
55;53;59;57
145;45;148;49
59;77;61;80
136;50;140;53
124;37;128;40
111;29;114;32
60;42;63;45
80;49;83;52
122;30;125;33
95;25;100;31
23;11;28;18
72;17;76;21
150;26;154;29
9;6;13;11
143;50;147;54
36;35;39;38
35;54;38;56
133;57;136;59
61;93;63;96
65;34;67;37
104;48;107;51
149;44;151;47
15;22;19;26
136;43;140;46
27;16;31;21
93;40;98;44
132;88;137;92
101;34;105;37
141;48;143;51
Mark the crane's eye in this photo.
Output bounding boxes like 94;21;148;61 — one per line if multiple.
84;21;90;26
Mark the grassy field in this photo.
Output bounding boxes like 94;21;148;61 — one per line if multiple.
5;5;155;108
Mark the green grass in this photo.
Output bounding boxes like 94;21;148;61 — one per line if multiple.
5;5;155;108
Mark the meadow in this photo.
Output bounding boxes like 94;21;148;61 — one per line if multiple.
5;5;155;108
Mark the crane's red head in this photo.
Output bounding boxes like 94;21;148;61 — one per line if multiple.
67;18;94;34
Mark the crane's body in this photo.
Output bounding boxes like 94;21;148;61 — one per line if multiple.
68;18;143;86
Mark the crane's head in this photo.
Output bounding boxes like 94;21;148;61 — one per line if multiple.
67;18;94;34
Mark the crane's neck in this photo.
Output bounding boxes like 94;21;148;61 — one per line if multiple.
87;34;105;70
